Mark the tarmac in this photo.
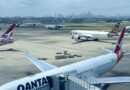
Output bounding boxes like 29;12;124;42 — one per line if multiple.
0;25;130;90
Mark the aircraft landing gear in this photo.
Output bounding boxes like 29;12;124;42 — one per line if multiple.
77;37;81;40
95;84;110;90
94;38;99;41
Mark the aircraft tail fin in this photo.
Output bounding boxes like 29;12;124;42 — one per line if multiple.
113;27;126;63
114;27;126;53
61;20;65;26
2;24;16;39
111;23;120;34
102;27;126;55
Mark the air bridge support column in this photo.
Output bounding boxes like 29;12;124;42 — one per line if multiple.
46;76;53;89
51;75;66;90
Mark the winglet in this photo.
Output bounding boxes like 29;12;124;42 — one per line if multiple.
25;51;57;72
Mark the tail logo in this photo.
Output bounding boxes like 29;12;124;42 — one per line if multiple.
114;27;126;63
2;24;16;39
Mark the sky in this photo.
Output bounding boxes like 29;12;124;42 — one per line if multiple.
0;0;130;17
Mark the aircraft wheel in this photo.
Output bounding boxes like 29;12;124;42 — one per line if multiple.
95;84;110;90
78;37;81;40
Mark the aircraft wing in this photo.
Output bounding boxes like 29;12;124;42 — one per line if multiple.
83;34;94;38
88;77;130;84
25;52;57;72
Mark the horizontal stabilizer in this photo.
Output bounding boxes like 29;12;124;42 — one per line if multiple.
101;47;113;53
25;52;57;72
123;53;130;56
89;77;130;84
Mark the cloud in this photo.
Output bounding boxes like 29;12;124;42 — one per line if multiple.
0;0;130;17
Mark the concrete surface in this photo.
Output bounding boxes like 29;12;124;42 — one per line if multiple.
0;25;130;90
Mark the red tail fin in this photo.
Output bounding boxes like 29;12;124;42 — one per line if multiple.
112;23;120;34
2;24;16;39
114;27;126;53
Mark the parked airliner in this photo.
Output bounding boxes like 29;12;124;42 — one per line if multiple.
45;21;64;30
71;23;120;40
0;24;16;46
0;27;130;90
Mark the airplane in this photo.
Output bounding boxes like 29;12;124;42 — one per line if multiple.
45;21;64;30
126;26;130;29
0;24;16;46
126;26;130;33
71;23;121;40
0;27;130;90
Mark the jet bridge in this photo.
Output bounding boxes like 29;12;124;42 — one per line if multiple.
47;71;102;90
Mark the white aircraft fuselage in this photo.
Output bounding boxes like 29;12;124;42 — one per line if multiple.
71;23;121;40
45;25;64;30
0;53;118;90
72;30;109;39
0;27;128;90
